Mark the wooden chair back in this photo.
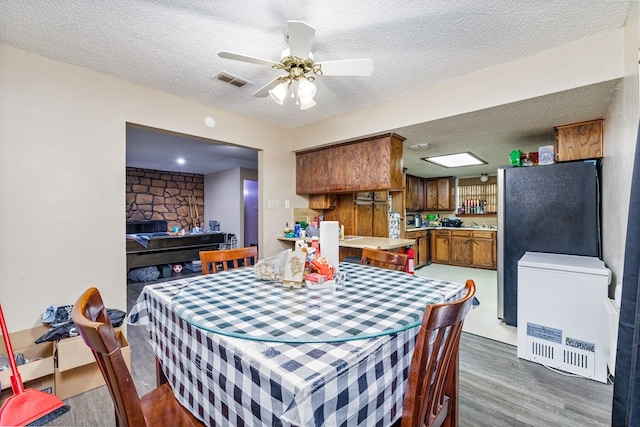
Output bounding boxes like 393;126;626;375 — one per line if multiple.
72;287;203;426
73;287;147;426
401;280;476;427
199;246;258;274
360;247;408;272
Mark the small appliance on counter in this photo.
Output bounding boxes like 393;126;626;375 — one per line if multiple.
406;212;422;229
440;218;463;228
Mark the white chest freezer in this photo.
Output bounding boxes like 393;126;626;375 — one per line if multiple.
517;252;611;383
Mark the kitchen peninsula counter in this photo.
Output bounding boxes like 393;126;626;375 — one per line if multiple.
277;236;415;260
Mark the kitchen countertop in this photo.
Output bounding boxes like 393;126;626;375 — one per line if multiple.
277;236;416;250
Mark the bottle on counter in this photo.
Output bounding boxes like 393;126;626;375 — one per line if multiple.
460;203;465;214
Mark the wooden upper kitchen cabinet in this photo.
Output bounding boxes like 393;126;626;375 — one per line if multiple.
437;177;455;210
425;179;438;210
372;200;389;237
308;194;337;209
355;200;374;236
555;119;603;162
296;133;405;194
405;174;425;211
323;194;356;233
425;177;455;211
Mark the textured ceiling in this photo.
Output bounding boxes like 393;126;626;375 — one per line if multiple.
0;1;630;176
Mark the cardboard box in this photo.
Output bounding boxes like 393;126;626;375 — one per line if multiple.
0;375;55;406
54;329;130;400
0;325;55;394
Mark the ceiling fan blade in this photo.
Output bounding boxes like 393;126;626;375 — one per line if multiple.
312;79;336;104
218;51;280;68
287;21;315;59
252;78;281;97
315;59;375;76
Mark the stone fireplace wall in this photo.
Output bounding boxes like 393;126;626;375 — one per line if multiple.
126;167;204;231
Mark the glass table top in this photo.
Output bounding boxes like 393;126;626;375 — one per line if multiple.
171;262;455;344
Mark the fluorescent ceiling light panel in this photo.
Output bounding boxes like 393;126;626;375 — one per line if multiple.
422;152;487;168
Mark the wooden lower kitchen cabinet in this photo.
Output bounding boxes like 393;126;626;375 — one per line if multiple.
470;230;496;268
431;229;496;270
450;230;471;265
406;229;429;268
432;230;450;264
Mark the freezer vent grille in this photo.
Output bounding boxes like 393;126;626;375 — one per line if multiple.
530;340;554;360
526;336;595;377
563;348;593;375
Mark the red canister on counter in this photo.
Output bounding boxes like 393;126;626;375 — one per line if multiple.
311;236;320;254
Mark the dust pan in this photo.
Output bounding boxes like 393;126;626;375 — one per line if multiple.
0;305;69;426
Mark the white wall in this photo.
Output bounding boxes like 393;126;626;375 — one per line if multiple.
203;167;259;246
289;29;625;151
602;1;640;294
205;168;241;239
0;45;291;331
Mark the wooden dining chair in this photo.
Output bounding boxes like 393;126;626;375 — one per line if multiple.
400;279;476;427
360;247;408;271
72;287;204;427
199;246;258;274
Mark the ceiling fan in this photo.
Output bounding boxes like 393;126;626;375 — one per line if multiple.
218;20;374;110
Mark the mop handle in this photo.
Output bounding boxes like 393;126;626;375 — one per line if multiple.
0;305;25;394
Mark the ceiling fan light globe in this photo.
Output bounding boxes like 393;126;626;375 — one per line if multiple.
298;78;317;103
299;98;317;110
269;83;288;105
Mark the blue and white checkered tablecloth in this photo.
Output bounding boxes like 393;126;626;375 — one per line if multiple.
128;262;467;426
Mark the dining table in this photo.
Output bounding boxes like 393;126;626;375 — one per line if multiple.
127;261;470;426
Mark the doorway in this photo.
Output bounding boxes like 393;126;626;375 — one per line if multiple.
244;179;259;248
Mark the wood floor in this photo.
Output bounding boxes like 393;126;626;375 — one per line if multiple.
46;276;613;426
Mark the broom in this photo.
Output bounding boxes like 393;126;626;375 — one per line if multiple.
0;305;69;426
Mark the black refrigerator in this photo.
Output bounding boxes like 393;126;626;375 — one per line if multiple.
497;161;601;326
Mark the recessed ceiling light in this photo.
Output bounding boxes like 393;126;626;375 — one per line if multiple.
177;158;186;165
422;152;487;168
